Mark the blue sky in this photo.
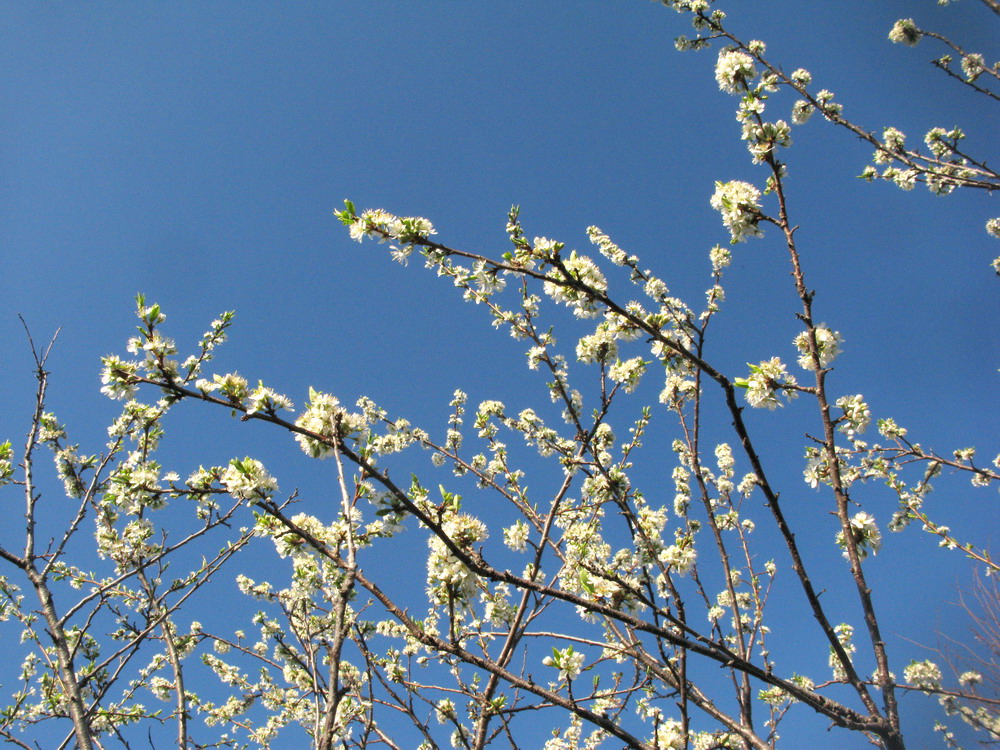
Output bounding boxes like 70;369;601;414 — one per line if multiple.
0;1;997;747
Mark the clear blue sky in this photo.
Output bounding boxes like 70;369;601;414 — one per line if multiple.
0;2;996;747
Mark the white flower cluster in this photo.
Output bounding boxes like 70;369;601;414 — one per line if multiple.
903;659;942;689
503;520;529;552
793;326;843;370
654;719;686;749
370;417;425;456
587;225;634;266
543;250;608;318
710;180;763;243
608;356;647;393
100;356;142;400
0;440;12;487
268;512;336;559
196;372;250;403
715;49;756;93
575;323;618;364
812;89;843;120
347;208;436;245
246;384;294;416
924;127;955;158
542;646;586;682
791;100;815;125
888;18;921;46
426;514;488;604
742;119;792;163
294;388;368;458
660;538;696;575
836;511;882;560
435;699;456;725
829;623;857;681
709;245;731;273
959;670;982;687
221;458;278;501
739;358;797;410
877;418;907;439
836;394;871;439
961;53;986;82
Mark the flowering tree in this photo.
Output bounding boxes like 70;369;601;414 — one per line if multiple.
1;1;997;749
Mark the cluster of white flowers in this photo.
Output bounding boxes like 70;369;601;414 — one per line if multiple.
246;384;293;416
426;514;488;604
883;166;919;191
715;49;756;93
608;356;647;393
347;208;436;244
710;180;763;243
829;623;857;681
221;458;278;501
903;659;942;689
235;574;273;599
877;417;907;439
653;719;687;749
739;358;797;410
0;440;12;487
294;388;368;458
836;511;882;559
100;356;141;400
673;464;691;516
660;539;696;575
961;53;987;82
715;442;735;475
644;277;669;303
836;394;871;438
371;418;426;457
503;520;529;552
95;517;162;568
742;119;792;163
435;699;456;724
709;245;731;274
924;127;954;158
959;670;983;687
604;304;646;342
660;373;698;408
791;100;815;125
267;512;335;559
793;326;843;370
543;251;608;318
542;646;586;682
575;324;618;364
888;18;922;46
482;584;516;625
196;372;250;403
533;236;563;259
587;226;634;266
733;472;756;498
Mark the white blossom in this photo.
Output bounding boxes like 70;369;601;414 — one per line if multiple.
888;19;921;46
904;659;942;689
542;646;586;681
836;512;882;559
221;458;278;501
793;326;843;370
715;49;756;93
710;180;763;243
